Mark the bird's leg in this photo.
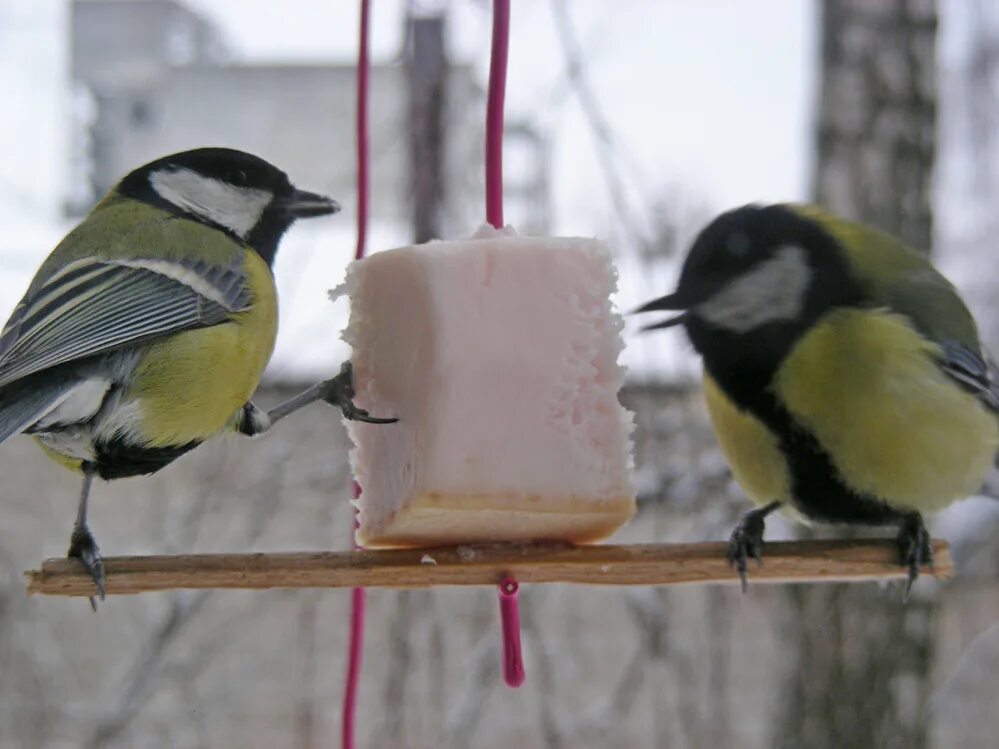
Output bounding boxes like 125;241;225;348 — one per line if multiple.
239;361;397;437
896;511;933;600
66;465;104;609
727;501;782;593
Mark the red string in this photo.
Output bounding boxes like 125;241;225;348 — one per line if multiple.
341;576;365;749
498;577;526;687
353;0;371;264
342;2;371;748
484;0;524;689
485;0;510;229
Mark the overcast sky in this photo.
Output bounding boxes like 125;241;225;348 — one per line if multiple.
186;0;817;233
177;0;818;378
0;0;881;381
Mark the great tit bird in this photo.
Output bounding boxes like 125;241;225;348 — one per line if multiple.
0;147;395;605
636;204;999;593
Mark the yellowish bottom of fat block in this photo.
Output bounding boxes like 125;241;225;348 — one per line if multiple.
357;492;637;548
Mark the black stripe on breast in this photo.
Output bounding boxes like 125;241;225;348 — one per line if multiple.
763;402;902;525
702;350;904;526
93;437;201;480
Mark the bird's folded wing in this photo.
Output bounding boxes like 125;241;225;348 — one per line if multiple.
939;340;999;413
0;256;251;389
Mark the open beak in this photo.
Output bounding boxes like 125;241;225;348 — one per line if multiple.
632;289;697;332
283;189;341;219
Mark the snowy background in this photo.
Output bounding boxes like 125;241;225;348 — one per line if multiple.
2;2;999;748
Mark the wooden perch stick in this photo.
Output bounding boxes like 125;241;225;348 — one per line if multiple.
25;539;952;598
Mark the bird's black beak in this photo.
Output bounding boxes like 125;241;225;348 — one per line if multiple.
632;288;696;332
283;189;341;219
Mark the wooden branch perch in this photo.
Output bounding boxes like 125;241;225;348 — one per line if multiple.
25;539;952;598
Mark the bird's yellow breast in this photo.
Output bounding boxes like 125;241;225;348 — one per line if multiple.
774;307;998;512
128;250;278;447
702;372;791;508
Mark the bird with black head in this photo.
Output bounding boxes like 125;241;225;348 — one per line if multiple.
638;204;999;594
0;148;396;606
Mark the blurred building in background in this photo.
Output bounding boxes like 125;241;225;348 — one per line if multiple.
69;0;551;237
72;0;225;83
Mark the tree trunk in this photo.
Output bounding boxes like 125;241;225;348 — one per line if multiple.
407;10;447;244
812;0;937;252
777;2;939;748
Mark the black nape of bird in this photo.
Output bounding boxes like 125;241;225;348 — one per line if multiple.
636;203;999;595
0;148;396;606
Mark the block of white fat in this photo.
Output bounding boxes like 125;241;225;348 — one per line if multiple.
342;225;636;548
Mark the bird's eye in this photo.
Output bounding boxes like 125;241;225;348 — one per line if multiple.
230;170;248;186
726;233;750;256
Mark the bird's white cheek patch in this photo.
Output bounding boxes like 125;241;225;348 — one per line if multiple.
149;168;272;238
697;245;811;333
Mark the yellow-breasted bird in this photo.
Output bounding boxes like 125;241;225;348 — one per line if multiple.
636;204;999;593
0;148;395;604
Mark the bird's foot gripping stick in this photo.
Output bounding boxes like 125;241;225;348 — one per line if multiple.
897;512;933;599
66;468;104;610
726;500;781;593
727;504;935;598
67;525;104;610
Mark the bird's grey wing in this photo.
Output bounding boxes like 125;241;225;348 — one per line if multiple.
0;256;252;390
938;340;999;413
0;371;81;443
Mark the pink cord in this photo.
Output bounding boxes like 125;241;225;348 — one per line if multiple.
342;577;365;749
344;3;523;728
342;2;371;748
485;0;525;689
498;577;526;687
485;0;510;230
353;0;371;264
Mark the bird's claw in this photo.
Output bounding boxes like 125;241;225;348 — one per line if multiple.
67;524;105;609
727;510;768;594
319;362;398;424
341;403;398;424
897;513;933;600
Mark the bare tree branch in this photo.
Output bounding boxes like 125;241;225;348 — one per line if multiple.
80;439;313;747
520;596;566;749
84;591;212;749
445;593;499;748
373;590;415;746
549;0;654;256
